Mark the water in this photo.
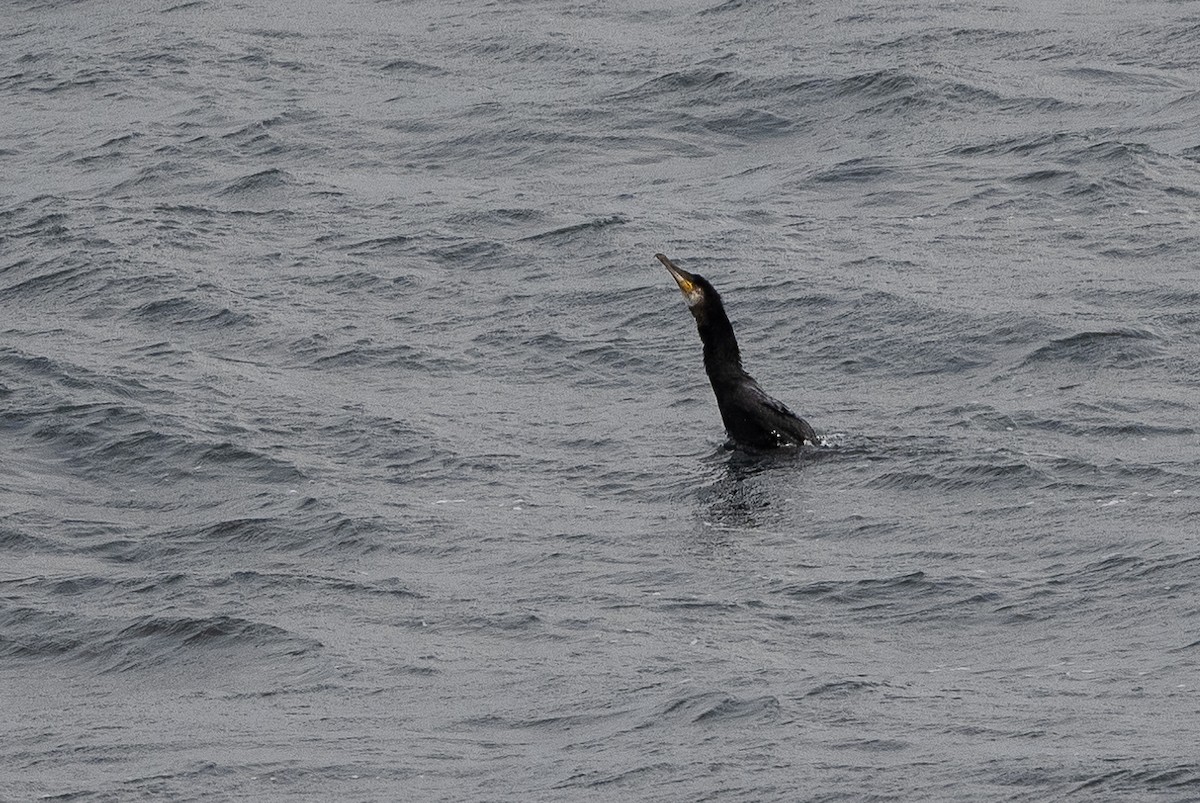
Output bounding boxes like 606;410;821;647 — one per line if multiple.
3;0;1200;799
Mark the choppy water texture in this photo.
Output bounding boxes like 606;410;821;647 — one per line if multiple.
3;0;1200;800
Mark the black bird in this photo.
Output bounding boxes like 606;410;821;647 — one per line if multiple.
658;252;817;451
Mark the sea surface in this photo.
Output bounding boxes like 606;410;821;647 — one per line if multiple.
3;0;1200;800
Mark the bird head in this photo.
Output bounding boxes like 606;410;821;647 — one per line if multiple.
657;253;717;315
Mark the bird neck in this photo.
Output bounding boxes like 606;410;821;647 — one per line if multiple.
695;306;746;386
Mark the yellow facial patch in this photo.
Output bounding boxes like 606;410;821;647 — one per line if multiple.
671;273;696;294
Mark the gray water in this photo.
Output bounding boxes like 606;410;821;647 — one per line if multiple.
3;0;1200;800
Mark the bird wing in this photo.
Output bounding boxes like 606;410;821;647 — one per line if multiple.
729;380;818;446
758;392;817;445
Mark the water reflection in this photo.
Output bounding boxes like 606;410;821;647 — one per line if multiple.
696;447;805;534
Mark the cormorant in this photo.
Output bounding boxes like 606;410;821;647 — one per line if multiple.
658;252;817;451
